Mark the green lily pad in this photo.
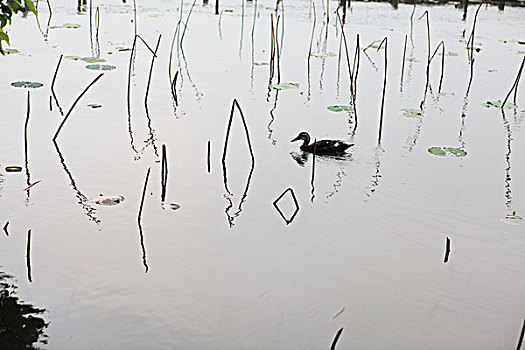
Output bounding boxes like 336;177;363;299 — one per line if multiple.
94;195;124;206
482;100;517;109
439;51;458;57
11;81;44;89
270;82;299;90
428;147;467;157
65;55;81;61
81;56;106;63
85;64;116;71
63;23;81;28
5;166;22;172
87;103;102;109
327;105;354;112
224;9;234;12
5;48;19;54
402;108;424;118
439;92;455;97
311;52;336;58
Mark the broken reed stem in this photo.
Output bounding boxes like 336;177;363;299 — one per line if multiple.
3;222;8;236
308;2;316;62
418;11;431;74
444;236;451;263
94;7;100;57
466;3;482;62
207;140;211;173
180;0;197;47
53;73;104;142
51;54;64;116
136;34;158;57
336;13;355;109
502;57;524;109
215;0;219;15
144;35;162;106
275;15;281;83
168;21;181;84
26;229;32;283
161;145;168;202
133;0;137;36
400;34;407;84
352;34;360;114
172;71;179;106
331;328;344;350
270;14;276;80
221;99;255;195
429;41;446;93
377;37;388;146
138;167;151;222
517;318;525;350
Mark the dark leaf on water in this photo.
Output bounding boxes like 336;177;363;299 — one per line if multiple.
94;195;124;206
5;166;22;172
10;81;43;88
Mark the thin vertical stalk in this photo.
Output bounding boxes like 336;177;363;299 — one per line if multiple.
400;34;407;86
377;37;388;146
26;229;32;282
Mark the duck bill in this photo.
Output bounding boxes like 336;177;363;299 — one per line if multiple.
290;136;300;142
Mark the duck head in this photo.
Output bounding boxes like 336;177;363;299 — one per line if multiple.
291;132;311;146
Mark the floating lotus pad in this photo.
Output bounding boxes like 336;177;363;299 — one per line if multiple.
162;203;181;211
63;23;81;28
270;82;299;90
11;81;44;88
428;147;467;157
327;105;354;112
87;103;102;109
310;52;336;58
5;166;22;172
401;108;425;118
85;64;116;71
481;100;517;109
81;56;106;63
5;48;20;54
94;195;124;206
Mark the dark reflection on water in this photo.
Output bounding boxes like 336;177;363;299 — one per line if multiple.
24;91;32;203
0;270;48;348
366;147;383;200
53;141;101;225
273;187;300;225
267;90;278;145
221;100;256;228
501;109;515;214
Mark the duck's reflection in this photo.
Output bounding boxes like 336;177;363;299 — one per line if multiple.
0;271;48;347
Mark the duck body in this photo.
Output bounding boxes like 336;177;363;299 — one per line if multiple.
291;131;354;155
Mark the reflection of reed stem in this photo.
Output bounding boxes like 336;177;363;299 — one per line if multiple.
26;229;32;283
53;73;104;142
145;35;162;106
310;140;316;202
24;91;31;198
501;57;524;109
161;145;168;203
377;37;388;145
138;167;150;273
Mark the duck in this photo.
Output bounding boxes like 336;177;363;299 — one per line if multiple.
291;131;354;155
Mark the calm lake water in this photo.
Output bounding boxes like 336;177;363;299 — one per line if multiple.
1;0;524;348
